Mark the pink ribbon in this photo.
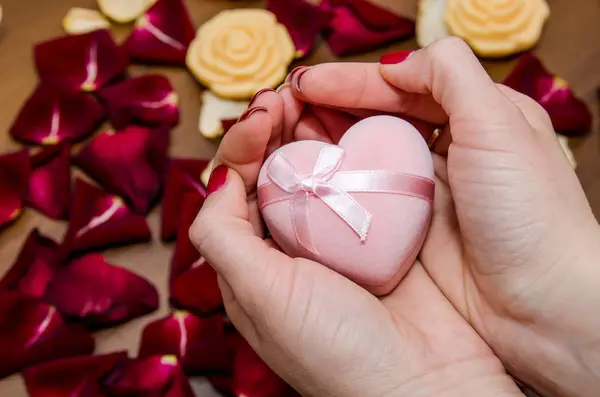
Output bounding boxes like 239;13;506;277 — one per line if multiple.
257;145;434;254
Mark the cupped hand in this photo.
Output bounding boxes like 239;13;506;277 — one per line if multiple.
190;87;522;397
288;37;600;397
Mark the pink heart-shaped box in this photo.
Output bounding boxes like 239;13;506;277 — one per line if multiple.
257;116;434;295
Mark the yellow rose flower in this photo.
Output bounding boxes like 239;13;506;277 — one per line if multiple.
445;0;550;57
186;9;296;100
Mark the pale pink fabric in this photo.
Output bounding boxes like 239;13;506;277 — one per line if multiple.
257;116;434;295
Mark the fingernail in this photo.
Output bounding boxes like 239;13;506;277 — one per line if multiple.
285;66;307;84
379;50;413;65
238;106;268;123
292;67;310;92
276;83;290;93
206;165;228;196
248;88;275;108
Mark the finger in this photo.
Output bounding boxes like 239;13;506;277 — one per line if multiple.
289;63;448;124
251;89;285;156
306;105;356;144
277;84;305;146
379;37;530;149
293;112;332;143
497;84;555;135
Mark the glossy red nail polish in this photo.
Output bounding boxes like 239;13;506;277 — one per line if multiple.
379;50;412;65
238;106;268;123
285;66;307;84
206;165;228;196
248;88;275;108
293;67;310;92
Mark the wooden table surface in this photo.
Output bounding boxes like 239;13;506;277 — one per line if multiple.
1;0;599;396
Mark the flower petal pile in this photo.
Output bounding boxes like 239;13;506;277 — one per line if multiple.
0;149;30;230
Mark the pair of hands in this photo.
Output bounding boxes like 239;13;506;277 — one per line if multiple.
191;38;600;397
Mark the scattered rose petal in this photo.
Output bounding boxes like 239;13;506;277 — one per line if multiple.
72;126;170;214
170;257;223;316
43;253;159;328
199;91;249;139
267;0;333;57
0;291;95;379
10;85;105;145
200;158;214;187
416;0;449;48
0;149;30;230
169;195;223;316
35;30;129;92
101;355;195;397
0;229;59;298
124;0;195;65
23;352;128;397
161;158;209;241
169;194;206;284
62;8;111;35
98;74;180;129
233;341;293;397
60;178;152;257
504;54;592;136
138;311;230;374
98;0;156;23
322;0;415;56
26;144;71;219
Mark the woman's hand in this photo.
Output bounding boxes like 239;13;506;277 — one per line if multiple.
190;87;523;397
288;37;600;397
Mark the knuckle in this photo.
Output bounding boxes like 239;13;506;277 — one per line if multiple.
188;210;214;252
429;36;473;60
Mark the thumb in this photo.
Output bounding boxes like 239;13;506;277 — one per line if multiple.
379;37;531;151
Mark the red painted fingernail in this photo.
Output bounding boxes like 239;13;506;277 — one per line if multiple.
379;50;413;65
293;67;310;92
248;88;275;108
285;66;307;84
206;165;228;196
238;106;268;123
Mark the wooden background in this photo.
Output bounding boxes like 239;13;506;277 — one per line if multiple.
1;0;599;395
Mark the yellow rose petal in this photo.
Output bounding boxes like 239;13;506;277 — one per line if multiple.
187;9;295;100
97;0;156;23
63;8;111;35
198;91;249;139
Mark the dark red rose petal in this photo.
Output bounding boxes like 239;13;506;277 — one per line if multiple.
207;375;234;396
504;54;592;136
72;126;170;214
221;118;237;136
233;341;294;397
267;0;333;57
0;149;31;230
101;355;195;397
23;352;128;397
60;178;152;257
10;85;105;146
138;311;230;374
161;158;209;242
322;0;415;56
0;291;95;379
0;229;59;298
98;74;180;129
169;194;223;315
170;258;223;315
26;144;72;219
35;30;129;92
43;253;159;328
124;0;195;65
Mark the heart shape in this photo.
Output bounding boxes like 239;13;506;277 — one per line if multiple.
258;116;434;295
